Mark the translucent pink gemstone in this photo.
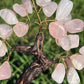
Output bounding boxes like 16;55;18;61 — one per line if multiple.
0;40;7;57
22;0;33;14
0;61;11;80
57;35;79;51
64;19;84;33
13;3;28;17
0;24;12;39
13;22;29;37
0;9;18;25
56;14;72;24
56;0;73;22
70;54;84;70
79;46;84;55
67;67;80;84
43;2;57;17
58;36;71;51
36;0;51;7
69;35;79;48
52;63;65;83
49;21;67;39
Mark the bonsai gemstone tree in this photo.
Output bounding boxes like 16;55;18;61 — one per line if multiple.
0;0;84;84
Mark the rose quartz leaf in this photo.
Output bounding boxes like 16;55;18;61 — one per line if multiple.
67;67;80;84
56;0;73;22
43;2;57;17
0;61;11;80
58;36;71;51
36;0;51;7
52;63;65;83
79;46;84;55
0;24;12;39
13;3;28;17
22;0;33;14
13;22;29;37
69;35;79;49
70;54;84;70
0;40;7;57
49;21;67;39
56;14;72;24
0;9;18;25
64;19;84;33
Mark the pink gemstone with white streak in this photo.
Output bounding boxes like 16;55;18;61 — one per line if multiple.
13;3;28;17
70;54;84;70
43;2;57;17
49;21;67;39
79;46;84;55
0;40;7;57
13;22;29;37
52;63;65;83
0;61;11;80
22;0;33;14
64;19;84;33
0;9;18;25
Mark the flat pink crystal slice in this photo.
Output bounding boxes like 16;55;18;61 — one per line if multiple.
49;21;67;39
43;2;57;17
36;0;51;7
69;35;79;48
70;54;84;70
52;63;65;83
79;46;84;55
0;61;11;80
58;36;71;51
56;0;73;22
64;19;84;33
67;67;80;84
22;0;33;14
0;40;7;57
13;3;28;17
0;9;18;25
13;22;29;37
0;24;12;39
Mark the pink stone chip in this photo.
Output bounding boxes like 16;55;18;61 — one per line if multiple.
0;40;7;57
79;46;84;55
0;24;12;39
22;0;33;14
0;9;18;25
0;61;11;80
13;22;29;37
13;3;28;17
43;2;57;17
67;67;80;84
56;0;73;22
58;36;71;51
69;35;79;48
64;19;84;33
49;21;67;39
70;54;84;70
52;63;65;83
57;35;79;51
36;0;51;7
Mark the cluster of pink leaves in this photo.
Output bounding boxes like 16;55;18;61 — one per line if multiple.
0;0;33;80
